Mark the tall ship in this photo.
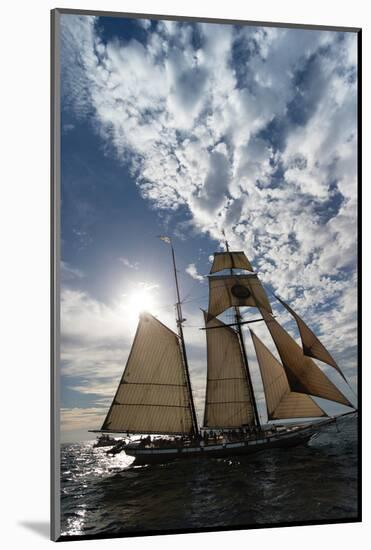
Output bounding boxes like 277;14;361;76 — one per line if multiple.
91;237;356;464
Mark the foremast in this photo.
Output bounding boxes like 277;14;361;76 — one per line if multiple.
97;238;199;437
167;238;199;436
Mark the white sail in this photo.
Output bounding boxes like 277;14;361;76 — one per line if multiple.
203;314;255;428
274;294;346;380
260;309;352;407
250;330;326;420
207;274;272;321
102;313;194;434
210;251;253;274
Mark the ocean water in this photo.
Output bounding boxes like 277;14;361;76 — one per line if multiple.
60;415;358;538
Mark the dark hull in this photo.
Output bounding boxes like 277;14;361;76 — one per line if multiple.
124;425;317;465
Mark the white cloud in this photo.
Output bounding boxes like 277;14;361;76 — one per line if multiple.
61;406;106;432
61;260;84;281
61;407;115;442
61;288;128;345
185;263;204;282
137;18;151;30
119;256;139;269
60;288;132;418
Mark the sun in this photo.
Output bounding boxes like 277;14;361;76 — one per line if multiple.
119;282;159;326
126;290;157;317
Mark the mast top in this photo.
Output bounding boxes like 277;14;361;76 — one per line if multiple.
222;229;230;253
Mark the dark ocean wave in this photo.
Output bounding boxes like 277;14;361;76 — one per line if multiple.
60;415;358;537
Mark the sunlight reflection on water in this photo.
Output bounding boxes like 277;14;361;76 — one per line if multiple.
60;416;358;537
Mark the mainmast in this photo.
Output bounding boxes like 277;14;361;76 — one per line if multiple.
224;237;261;430
167;238;199;436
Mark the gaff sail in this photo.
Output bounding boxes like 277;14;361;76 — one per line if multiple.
101;313;195;435
250;330;326;420
203;315;255;429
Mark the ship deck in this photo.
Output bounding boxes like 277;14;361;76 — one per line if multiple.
121;423;321;464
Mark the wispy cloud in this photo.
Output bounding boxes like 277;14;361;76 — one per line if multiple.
61;406;106;432
185;263;204;282
61;260;84;281
119;256;139;269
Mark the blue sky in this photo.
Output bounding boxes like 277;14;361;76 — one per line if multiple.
59;14;358;442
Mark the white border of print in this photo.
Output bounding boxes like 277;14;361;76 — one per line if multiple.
1;1;368;549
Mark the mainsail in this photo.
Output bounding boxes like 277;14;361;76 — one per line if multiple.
250;330;326;420
210;251;253;274
101;313;195;434
274;294;346;380
207;274;272;321
203;315;255;428
260;309;352;407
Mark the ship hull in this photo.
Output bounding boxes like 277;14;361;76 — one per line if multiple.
123;423;321;465
94;441;117;448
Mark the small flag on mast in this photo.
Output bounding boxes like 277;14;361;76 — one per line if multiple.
158;235;171;244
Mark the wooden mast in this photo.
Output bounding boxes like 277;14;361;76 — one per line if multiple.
169;239;199;436
224;236;261;430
